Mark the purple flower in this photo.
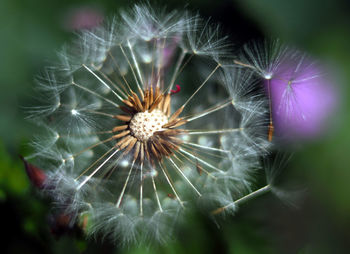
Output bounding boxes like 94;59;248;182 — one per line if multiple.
266;54;337;139
236;40;338;140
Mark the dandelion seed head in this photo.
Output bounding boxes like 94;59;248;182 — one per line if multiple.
27;4;272;245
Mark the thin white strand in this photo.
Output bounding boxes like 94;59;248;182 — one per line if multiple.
182;141;229;153
174;150;217;180
293;74;322;83
175;54;193;81
139;162;144;216
116;159;136;208
72;81;120;108
233;60;256;70
158;162;184;207
108;51;133;92
185;99;232;122
58;130;113;137
77;148;120;190
82;64;124;102
151;175;163;212
214;185;271;214
168;50;186;92
179;148;224;174
182;63;221;108
181;143;227;160
93;67;129;99
71;136;115;159
168;157;201;196
119;44;143;94
156;37;167;89
79;109;116;118
127;40;145;87
187;128;242;135
101;151;126;180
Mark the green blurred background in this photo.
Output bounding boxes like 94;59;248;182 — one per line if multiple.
1;0;350;253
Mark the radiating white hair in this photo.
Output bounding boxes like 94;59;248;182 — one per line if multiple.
27;4;274;245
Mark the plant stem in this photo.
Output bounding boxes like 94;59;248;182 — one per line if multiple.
235;185;270;206
212;185;271;215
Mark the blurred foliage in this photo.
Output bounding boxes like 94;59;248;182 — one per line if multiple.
1;0;350;253
0;142;29;196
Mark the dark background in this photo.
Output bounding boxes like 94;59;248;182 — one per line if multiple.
1;0;350;253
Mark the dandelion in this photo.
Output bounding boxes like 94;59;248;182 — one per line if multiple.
234;40;338;140
26;4;271;245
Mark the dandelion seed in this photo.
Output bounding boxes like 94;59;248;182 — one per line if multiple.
267;56;337;139
26;4;272;245
235;39;338;140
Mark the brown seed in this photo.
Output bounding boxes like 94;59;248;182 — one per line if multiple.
115;115;132;122
196;162;203;176
155;86;160;100
144;142;151;162
211;207;225;215
132;91;144;112
149;86;154;105
153;139;170;157
158;138;178;151
150;142;161;160
268;122;274;142
168;136;183;145
140;142;145;164
162;118;187;128
112;125;128;132
162;93;171;113
124;137;137;154
143;90;150;110
123;99;134;108
137;87;144;101
113;130;130;139
157;95;165;110
120;106;134;114
133;141;141;161
169;106;184;122
169;119;188;128
116;135;133;150
167;193;175;199
127;95;137;109
149;94;164;112
155;129;183;137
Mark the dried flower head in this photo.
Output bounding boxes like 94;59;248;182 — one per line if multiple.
27;4;271;245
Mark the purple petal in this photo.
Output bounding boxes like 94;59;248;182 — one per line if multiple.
266;57;337;139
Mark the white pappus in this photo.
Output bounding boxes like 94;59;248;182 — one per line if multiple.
26;4;273;245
